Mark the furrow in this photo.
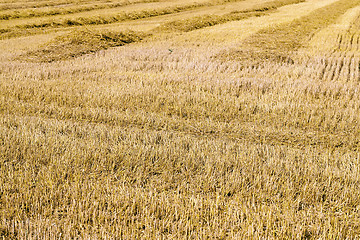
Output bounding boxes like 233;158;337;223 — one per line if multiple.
338;55;352;82
337;33;344;51
354;57;360;81
322;58;336;81
333;57;344;82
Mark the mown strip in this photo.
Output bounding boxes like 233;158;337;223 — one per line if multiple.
0;0;95;11
0;2;211;39
0;0;159;20
16;0;304;62
157;11;263;32
20;29;147;62
219;0;360;64
157;0;304;32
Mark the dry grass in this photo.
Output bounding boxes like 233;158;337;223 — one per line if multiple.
1;0;360;238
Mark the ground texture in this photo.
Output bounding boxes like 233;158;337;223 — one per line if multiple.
1;0;360;238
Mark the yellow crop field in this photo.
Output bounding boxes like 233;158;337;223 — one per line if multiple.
1;0;360;238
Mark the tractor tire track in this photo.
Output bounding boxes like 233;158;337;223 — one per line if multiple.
304;7;360;82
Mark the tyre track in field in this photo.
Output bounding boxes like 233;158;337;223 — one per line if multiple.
303;6;360;82
214;0;360;80
247;3;360;83
314;47;360;83
316;53;360;82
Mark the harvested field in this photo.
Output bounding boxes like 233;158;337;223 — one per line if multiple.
1;0;360;238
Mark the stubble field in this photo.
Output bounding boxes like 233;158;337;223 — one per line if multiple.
1;0;360;238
